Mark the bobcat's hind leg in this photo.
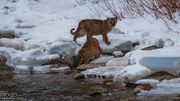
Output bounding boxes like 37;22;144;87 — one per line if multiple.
102;33;111;45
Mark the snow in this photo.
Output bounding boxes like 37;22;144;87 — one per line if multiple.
1;0;180;95
90;55;114;64
138;78;180;95
135;79;160;87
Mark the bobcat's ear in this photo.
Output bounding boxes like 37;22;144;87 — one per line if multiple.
114;16;118;22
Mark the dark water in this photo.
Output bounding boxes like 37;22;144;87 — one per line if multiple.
0;73;176;101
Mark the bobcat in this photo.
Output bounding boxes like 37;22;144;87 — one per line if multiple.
71;17;118;45
72;37;102;68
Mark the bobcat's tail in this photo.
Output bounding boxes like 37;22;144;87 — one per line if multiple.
70;28;75;35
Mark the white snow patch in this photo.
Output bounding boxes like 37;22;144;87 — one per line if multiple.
139;78;180;95
90;55;114;64
136;79;160;87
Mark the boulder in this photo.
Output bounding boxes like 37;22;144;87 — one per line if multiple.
0;55;13;80
90;55;114;65
113;51;124;57
106;57;130;66
0;30;15;39
0;38;24;50
48;41;76;58
133;84;153;95
89;87;107;96
143;71;175;81
100;40;134;53
73;73;85;80
77;64;99;71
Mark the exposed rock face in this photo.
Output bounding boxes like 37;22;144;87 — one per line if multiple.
143;71;175;81
100;40;134;54
73;73;85;80
0;38;24;50
114;41;134;53
77;64;99;71
48;41;76;58
0;30;15;39
142;39;164;50
0;54;8;67
0;55;13;80
133;84;153;95
89;86;108;96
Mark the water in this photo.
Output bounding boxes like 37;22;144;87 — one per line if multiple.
0;73;176;101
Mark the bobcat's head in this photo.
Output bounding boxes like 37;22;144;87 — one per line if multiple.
107;17;118;26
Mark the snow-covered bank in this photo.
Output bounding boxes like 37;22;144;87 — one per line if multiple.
1;0;180;91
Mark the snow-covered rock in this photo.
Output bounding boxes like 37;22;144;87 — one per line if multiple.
90;55;114;64
138;78;180;95
113;51;124;57
100;40;134;53
47;41;76;58
0;38;24;50
105;57;131;66
113;65;152;83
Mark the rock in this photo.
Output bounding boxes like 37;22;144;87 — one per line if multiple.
133;84;153;95
77;64;98;71
106;57;130;66
90;56;114;65
101;40;134;53
48;41;76;58
0;38;24;50
113;51;124;57
0;54;8;67
0;55;13;80
143;71;175;81
50;66;70;74
114;41;134;53
86;74;97;78
0;30;15;38
0;67;13;80
89;87;107;96
175;94;180;100
103;78;114;85
141;39;165;50
64;68;72;74
142;46;162;50
14;65;33;74
73;73;85;80
164;38;174;47
16;24;36;29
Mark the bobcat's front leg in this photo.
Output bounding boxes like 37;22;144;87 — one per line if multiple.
86;34;92;40
102;33;111;45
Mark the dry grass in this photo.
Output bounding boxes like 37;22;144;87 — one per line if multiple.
75;0;180;20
